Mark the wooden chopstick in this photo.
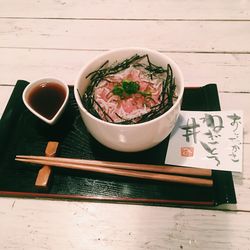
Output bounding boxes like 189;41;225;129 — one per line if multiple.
15;155;213;187
16;155;212;177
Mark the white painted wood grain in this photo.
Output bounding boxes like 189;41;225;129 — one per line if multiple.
0;0;250;20
0;85;14;117
1;19;250;53
0;198;250;250
1;49;250;93
0;48;101;86
1;0;250;248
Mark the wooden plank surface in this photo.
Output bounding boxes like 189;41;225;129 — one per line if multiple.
0;0;250;249
1;19;250;53
1;49;250;93
0;198;250;250
0;0;250;20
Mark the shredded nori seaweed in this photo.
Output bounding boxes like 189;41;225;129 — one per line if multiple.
78;54;177;124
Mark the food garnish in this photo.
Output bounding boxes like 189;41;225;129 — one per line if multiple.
80;54;177;124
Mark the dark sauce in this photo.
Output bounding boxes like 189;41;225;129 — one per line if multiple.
28;82;66;120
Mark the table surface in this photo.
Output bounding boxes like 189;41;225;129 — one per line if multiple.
0;1;250;249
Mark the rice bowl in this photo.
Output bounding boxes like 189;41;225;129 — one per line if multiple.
74;47;184;152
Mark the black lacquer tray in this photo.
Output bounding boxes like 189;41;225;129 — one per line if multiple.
0;80;236;207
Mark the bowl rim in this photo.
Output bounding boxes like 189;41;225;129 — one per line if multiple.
74;47;184;128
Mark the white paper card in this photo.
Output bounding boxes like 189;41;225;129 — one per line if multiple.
165;110;243;172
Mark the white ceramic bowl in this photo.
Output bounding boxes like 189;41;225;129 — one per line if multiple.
23;78;69;125
74;47;184;152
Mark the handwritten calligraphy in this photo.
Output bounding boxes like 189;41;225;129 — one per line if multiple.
166;110;243;172
227;113;242;163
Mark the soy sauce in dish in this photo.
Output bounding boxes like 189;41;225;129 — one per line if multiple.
28;82;66;120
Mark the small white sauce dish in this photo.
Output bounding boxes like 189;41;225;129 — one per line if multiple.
22;78;69;125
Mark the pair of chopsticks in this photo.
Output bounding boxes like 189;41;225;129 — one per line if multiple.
15;155;213;187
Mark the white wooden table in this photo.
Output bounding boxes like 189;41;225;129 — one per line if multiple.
0;1;250;249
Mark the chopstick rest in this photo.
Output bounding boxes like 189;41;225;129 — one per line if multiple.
35;141;59;188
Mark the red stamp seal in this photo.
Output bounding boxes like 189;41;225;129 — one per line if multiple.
181;147;194;157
